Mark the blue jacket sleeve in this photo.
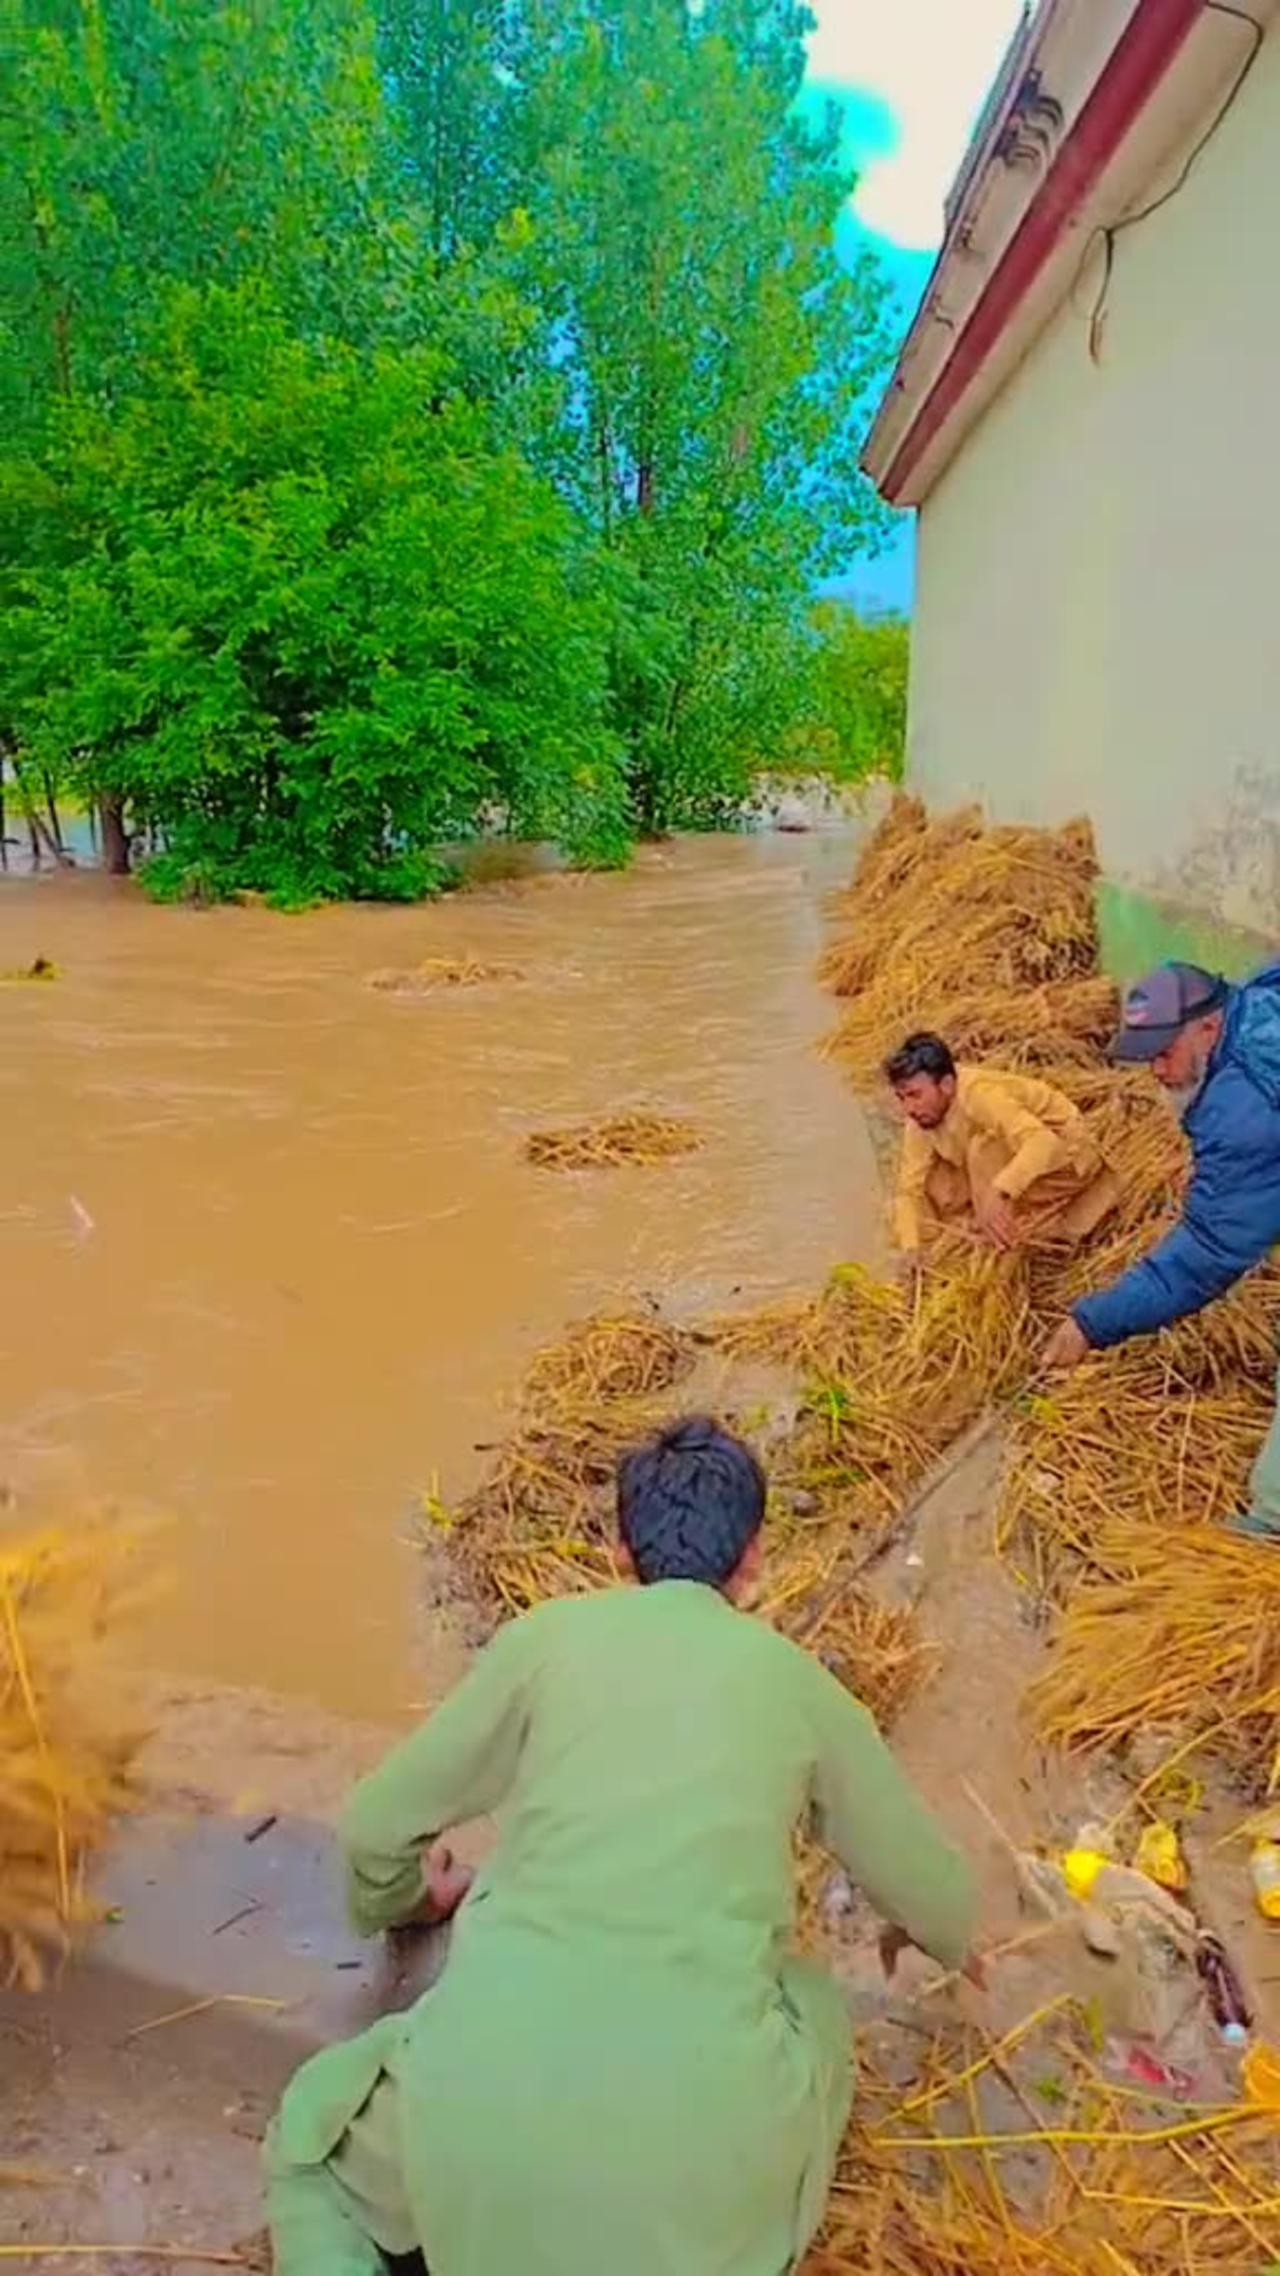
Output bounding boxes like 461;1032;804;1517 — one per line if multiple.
1074;1075;1280;1349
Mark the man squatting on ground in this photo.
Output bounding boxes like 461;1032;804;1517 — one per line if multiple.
1044;960;1280;1539
265;1417;981;2276
885;1032;1118;1258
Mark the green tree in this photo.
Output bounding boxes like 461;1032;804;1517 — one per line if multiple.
499;0;895;823
0;0;391;429
2;286;627;903
372;0;897;825
797;602;909;781
0;0;899;896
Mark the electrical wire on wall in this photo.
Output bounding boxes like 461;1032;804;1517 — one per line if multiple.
1082;1;1266;363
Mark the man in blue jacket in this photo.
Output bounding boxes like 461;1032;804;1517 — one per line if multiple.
1043;960;1280;1537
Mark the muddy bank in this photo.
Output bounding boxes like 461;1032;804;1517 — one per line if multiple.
0;830;878;1719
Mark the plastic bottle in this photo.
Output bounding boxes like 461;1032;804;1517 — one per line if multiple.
1250;1839;1280;1921
1061;1847;1109;1902
1134;1820;1188;1894
1196;1932;1252;2047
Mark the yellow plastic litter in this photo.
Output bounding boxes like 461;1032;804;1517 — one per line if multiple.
1243;2038;1280;2108
1061;1848;1109;1902
1133;1820;1188;1893
1250;1837;1280;1921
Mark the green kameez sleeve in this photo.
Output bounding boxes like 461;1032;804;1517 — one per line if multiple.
806;1661;977;1972
339;1616;535;1937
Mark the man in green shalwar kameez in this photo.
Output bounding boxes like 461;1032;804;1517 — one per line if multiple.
265;1417;978;2276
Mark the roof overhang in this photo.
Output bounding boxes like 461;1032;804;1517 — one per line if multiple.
861;0;1276;507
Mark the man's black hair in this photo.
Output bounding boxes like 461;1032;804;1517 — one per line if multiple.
883;1031;956;1087
616;1415;765;1587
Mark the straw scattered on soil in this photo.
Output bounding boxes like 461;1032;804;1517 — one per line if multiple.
523;1112;703;1171
1027;1522;1280;1789
0;1520;146;1989
803;1977;1280;2273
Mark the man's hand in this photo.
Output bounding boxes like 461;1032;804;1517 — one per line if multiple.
1042;1316;1091;1372
879;1923;989;1991
420;1839;474;1925
974;1189;1019;1252
878;1923;912;1978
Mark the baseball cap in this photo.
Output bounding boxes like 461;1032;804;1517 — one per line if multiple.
1110;962;1228;1064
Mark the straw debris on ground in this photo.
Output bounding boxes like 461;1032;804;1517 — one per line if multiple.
0;1520;145;1989
809;2013;1280;2274
523;1112;703;1171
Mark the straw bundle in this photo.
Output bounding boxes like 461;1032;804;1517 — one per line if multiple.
1027;1521;1280;1788
524;1113;703;1171
799;1589;935;1731
522;1313;692;1406
366;956;522;992
0;1522;143;1988
449;1313;696;1613
0;955;59;985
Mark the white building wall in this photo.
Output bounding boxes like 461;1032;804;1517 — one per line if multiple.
908;23;1280;931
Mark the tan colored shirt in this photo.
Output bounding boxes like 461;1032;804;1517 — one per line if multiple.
893;1063;1114;1253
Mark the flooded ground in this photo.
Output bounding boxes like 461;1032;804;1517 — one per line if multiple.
0;831;879;1719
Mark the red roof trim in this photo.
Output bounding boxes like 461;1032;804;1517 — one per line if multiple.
880;0;1204;502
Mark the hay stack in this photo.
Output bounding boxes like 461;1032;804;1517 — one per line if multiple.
821;797;1109;1091
0;1522;143;1988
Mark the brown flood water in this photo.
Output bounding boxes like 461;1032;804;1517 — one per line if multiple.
0;832;880;1720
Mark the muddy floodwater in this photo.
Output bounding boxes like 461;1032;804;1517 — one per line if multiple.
0;832;880;1719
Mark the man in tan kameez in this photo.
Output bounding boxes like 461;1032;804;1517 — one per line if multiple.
885;1031;1117;1257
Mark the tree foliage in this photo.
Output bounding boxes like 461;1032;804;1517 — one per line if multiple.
1;0;897;901
791;602;909;782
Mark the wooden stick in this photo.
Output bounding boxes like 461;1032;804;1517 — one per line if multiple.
795;1402;1008;1643
124;1993;287;2041
0;2249;248;2266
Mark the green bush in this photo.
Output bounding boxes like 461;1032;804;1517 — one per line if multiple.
2;287;627;905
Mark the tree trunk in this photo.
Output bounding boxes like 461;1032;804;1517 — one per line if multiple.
99;796;130;875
